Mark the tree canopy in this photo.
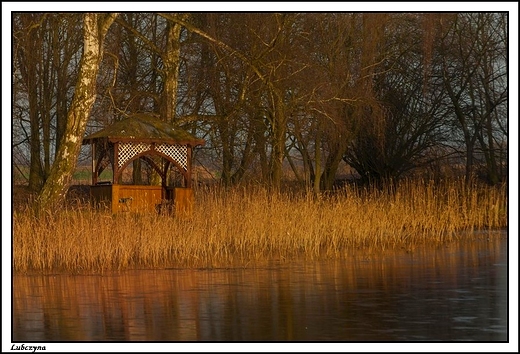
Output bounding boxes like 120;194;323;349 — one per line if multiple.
11;11;509;209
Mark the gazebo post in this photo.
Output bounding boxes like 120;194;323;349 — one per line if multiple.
185;146;192;188
91;142;97;185
113;142;120;185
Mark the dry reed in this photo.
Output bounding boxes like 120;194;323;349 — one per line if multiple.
12;179;507;274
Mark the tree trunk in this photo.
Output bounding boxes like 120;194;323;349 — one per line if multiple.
269;94;287;190
320;135;349;190
36;13;117;212
161;14;187;123
231;127;254;185
313;124;322;194
28;102;43;192
17;16;44;192
220;122;233;186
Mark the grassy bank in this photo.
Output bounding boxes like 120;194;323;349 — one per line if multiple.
12;179;507;274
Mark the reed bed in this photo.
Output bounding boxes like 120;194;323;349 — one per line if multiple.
12;179;507;274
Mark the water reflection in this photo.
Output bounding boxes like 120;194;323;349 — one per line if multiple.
13;235;507;341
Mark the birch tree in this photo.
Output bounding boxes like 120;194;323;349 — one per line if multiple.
36;13;117;211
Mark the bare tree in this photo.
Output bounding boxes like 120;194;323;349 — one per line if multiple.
14;13;83;191
14;14;44;191
14;12;507;198
343;14;450;184
165;13;314;189
180;13;258;186
439;13;508;184
36;13;117;211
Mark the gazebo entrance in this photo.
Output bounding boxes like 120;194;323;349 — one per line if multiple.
82;113;204;215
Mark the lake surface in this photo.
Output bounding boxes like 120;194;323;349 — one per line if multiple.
11;233;509;349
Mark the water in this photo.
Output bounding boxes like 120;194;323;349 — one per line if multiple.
11;235;509;348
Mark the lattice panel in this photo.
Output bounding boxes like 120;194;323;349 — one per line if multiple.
118;142;151;167
156;143;188;170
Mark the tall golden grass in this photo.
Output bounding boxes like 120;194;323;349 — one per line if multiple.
13;179;507;274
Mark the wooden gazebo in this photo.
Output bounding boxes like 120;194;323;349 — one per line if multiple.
82;113;205;215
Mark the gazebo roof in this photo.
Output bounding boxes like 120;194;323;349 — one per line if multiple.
82;113;205;146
